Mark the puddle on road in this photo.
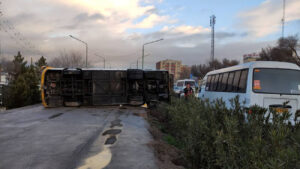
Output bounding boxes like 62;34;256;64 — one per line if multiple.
77;146;112;169
105;135;117;145
102;129;122;136
77;118;123;169
110;119;123;128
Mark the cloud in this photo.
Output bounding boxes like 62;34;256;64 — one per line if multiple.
74;13;105;22
161;25;210;35
0;0;282;70
239;0;300;37
134;14;174;28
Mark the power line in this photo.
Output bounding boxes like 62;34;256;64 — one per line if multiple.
0;19;44;56
0;2;44;57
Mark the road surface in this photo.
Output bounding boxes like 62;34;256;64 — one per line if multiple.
0;105;158;169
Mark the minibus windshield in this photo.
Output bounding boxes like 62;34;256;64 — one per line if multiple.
253;68;300;95
185;81;195;86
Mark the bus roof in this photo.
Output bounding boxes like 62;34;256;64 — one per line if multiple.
206;61;300;76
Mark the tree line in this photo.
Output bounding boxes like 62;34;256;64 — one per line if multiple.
191;35;299;79
1;52;47;109
0;50;89;109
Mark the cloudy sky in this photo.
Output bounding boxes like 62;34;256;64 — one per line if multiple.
0;0;299;69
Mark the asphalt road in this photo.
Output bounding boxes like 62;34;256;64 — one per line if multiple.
0;105;158;169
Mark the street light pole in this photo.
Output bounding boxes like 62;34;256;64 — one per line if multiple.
137;53;150;69
95;54;106;69
142;38;163;70
69;35;88;68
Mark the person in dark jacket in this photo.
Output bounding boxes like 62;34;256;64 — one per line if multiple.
184;83;194;98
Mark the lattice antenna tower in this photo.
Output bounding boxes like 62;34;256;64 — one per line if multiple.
210;15;216;62
281;0;286;38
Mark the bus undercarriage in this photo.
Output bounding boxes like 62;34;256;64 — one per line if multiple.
41;68;170;107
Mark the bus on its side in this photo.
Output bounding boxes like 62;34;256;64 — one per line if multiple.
41;68;170;107
198;61;300;125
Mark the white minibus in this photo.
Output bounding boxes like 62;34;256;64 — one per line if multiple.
198;61;300;124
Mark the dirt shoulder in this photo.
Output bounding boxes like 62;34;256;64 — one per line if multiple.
139;109;186;169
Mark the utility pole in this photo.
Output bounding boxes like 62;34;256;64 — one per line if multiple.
281;0;286;38
210;15;216;62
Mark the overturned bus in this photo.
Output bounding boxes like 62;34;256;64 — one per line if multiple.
40;67;170;107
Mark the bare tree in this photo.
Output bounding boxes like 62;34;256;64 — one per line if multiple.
0;57;14;73
191;58;239;79
49;51;87;68
258;35;300;66
180;65;191;79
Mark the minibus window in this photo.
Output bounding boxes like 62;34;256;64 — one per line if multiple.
177;81;184;87
253;68;300;95
209;75;216;91
212;74;220;91
238;69;248;93
206;76;212;91
217;74;223;91
227;72;235;92
185;81;195;86
221;73;229;91
232;70;241;92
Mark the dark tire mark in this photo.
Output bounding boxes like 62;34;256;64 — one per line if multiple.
48;113;63;119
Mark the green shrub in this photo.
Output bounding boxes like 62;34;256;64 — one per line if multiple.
157;96;300;169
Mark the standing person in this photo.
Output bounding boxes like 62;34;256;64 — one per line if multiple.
184;83;194;98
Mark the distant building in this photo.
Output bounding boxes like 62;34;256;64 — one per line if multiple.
180;65;191;79
0;72;9;85
156;59;182;80
243;53;259;63
0;72;9;106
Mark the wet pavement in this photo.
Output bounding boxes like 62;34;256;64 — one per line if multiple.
0;105;158;169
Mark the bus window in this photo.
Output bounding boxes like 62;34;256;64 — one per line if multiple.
232;70;241;92
227;72;235;92
221;72;229;91
206;76;212;91
238;69;248;93
217;74;223;91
